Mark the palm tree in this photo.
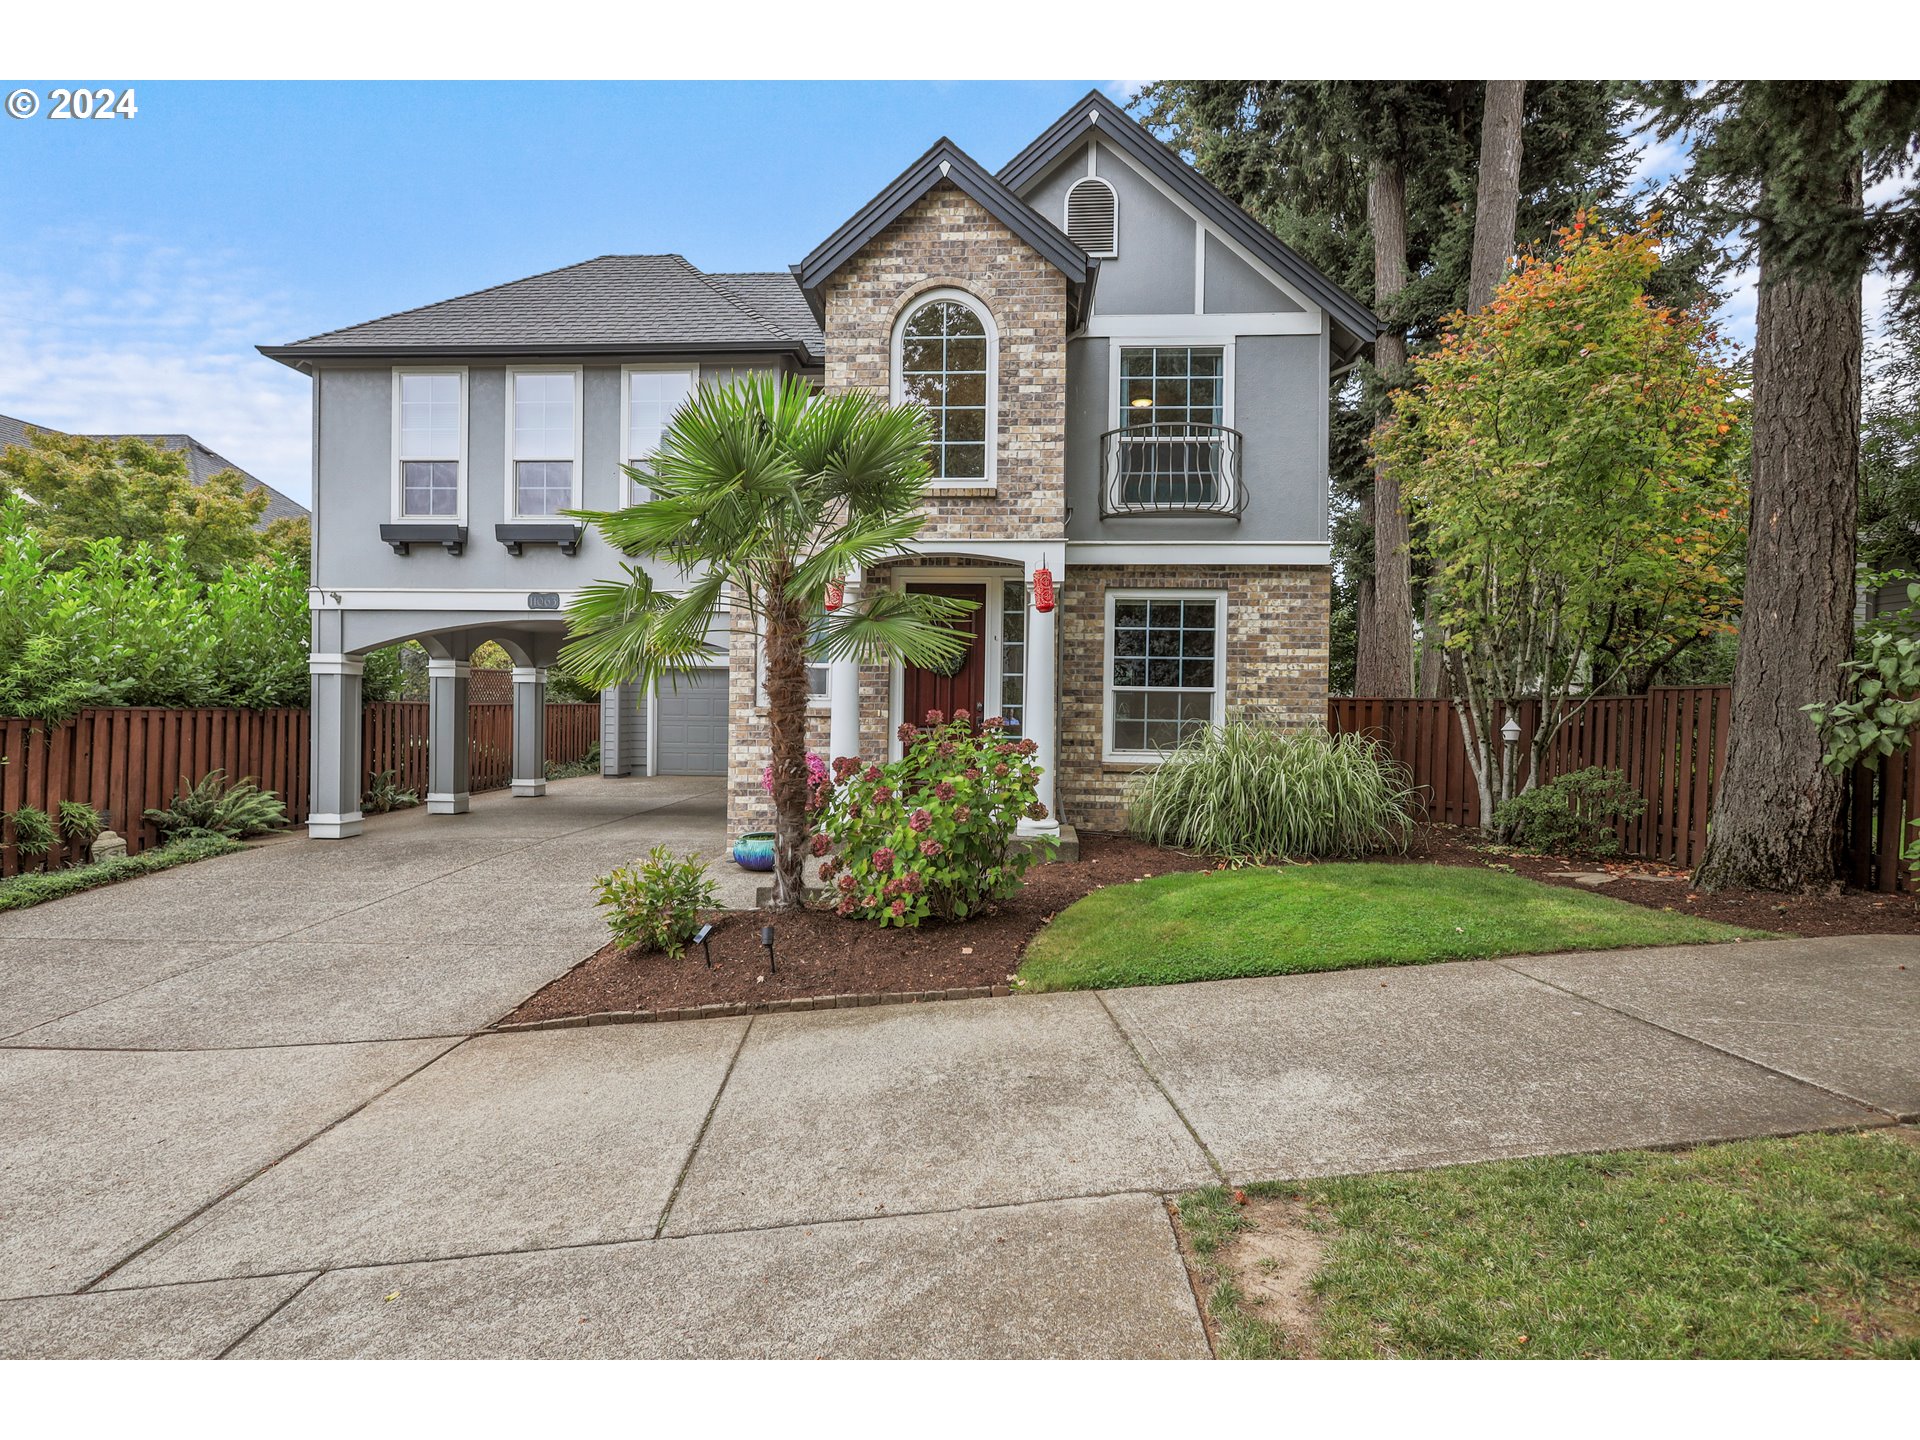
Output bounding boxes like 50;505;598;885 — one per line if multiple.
562;374;970;908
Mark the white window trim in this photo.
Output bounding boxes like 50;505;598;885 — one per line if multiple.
1064;173;1119;260
1106;339;1237;511
890;286;998;490
619;362;700;506
390;366;468;525
504;364;585;521
1102;587;1227;763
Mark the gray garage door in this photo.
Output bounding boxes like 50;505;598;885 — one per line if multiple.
654;668;729;775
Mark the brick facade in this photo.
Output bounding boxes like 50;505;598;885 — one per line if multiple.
725;606;832;834
1056;564;1331;833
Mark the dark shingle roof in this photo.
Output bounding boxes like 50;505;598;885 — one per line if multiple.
262;255;819;364
0;413;308;525
710;272;825;354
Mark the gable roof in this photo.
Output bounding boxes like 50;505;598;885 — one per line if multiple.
0;413;308;525
260;255;820;365
999;91;1380;359
794;138;1098;328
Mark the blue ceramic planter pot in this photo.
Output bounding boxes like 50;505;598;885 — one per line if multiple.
732;831;776;872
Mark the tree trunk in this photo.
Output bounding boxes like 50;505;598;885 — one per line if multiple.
763;590;815;910
1467;80;1526;313
1417;584;1449;697
1356;157;1415;697
1695;190;1863;890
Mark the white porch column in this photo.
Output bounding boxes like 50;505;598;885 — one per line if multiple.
828;580;863;765
308;653;364;839
427;658;471;815
1016;562;1060;837
512;666;549;797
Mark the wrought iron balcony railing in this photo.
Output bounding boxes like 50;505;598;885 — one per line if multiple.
1098;421;1244;519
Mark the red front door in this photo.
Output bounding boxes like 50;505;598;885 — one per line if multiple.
902;583;986;726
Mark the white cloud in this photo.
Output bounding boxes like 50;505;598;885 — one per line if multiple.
0;231;311;504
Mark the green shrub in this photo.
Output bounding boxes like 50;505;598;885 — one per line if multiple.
0;834;242;912
7;803;55;856
1492;766;1647;857
362;768;418;814
817;709;1052;927
145;770;288;841
594;845;718;958
57;799;103;847
1126;721;1415;862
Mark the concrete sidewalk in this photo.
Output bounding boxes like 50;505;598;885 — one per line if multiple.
1;884;1914;1356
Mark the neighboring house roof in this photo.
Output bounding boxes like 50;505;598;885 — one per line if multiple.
0;412;308;526
260;255;821;366
794;138;1098;329
999;90;1380;360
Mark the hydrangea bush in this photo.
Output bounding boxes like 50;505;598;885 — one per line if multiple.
814;708;1053;927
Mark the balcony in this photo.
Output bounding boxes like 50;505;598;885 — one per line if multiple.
1098;421;1244;519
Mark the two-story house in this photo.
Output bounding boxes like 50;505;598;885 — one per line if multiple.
263;92;1375;844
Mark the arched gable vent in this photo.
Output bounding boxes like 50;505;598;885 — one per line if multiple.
1065;176;1118;257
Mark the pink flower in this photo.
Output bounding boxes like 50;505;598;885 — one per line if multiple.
897;722;919;745
935;780;956;802
983;716;1005;731
810;832;832;857
936;740;956;759
954;804;971;823
864;764;883;782
837;872;857;892
873;784;893;803
924;708;945;725
890;898;908;917
1026;800;1049;820
1015;738;1038;756
964;766;982;781
902;871;924;893
833;755;861;780
994;763;1010;777
821;855;842;878
952;708;971;726
847;802;862;819
920;839;944;858
872;847;896;871
836;898;855;916
908;808;932;833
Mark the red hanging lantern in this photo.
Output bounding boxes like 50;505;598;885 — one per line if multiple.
824;579;845;611
1031;564;1056;614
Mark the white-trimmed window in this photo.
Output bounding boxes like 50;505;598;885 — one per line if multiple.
393;369;466;520
507;367;582;518
1105;590;1225;758
1000;579;1026;736
622;365;698;503
893;289;996;485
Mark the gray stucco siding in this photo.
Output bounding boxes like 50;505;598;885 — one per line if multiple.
1027;143;1195;317
1203;233;1301;315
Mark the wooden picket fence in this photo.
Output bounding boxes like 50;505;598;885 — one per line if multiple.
1330;686;1914;891
1;701;600;876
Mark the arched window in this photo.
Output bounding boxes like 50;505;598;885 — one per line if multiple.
893;290;995;484
1065;175;1118;257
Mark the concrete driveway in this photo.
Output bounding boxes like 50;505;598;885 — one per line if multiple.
1;797;1915;1356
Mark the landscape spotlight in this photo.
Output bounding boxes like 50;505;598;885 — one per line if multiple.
691;922;714;969
760;923;777;974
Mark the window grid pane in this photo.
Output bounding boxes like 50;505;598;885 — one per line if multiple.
901;299;989;483
398;373;460;461
1109;594;1219;753
1117;346;1226;503
628;369;695;461
513;372;576;461
401;460;459;517
1000;579;1026;734
515;460;573;516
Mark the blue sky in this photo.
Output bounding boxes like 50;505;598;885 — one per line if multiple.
0;79;1858;507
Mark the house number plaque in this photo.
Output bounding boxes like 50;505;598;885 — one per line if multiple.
527;592;561;611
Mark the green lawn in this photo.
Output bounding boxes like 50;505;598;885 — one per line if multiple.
1261;1130;1920;1358
1016;862;1764;992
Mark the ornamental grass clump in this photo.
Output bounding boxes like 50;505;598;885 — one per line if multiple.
817;708;1053;926
1126;721;1415;862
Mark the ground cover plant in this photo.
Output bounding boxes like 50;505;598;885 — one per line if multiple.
145;770;288;841
0;834;243;912
594;845;718;959
1126;722;1414;862
1296;1130;1920;1358
1016;861;1762;992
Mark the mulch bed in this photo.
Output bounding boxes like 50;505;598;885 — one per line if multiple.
498;834;1215;1026
499;824;1920;1027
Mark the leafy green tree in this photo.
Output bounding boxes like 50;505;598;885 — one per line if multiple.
0;496;307;721
1859;308;1920;578
561;375;972;908
1377;220;1747;827
0;428;271;579
1643;81;1920;890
